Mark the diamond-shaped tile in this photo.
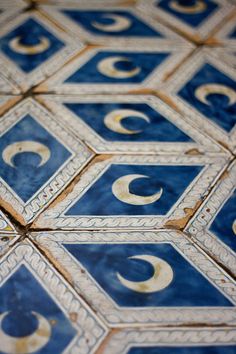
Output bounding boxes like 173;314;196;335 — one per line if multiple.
102;328;236;354
138;0;234;42
38;94;225;154
34;154;229;230
186;160;236;275
0;240;107;353
163;48;236;152
40;4;189;46
32;230;236;326
0;11;84;92
36;44;194;94
0;98;93;224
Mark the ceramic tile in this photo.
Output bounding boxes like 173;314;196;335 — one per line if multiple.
0;73;21;95
31;230;236;326
138;0;235;42
34;154;230;230
36;44;194;94
214;13;236;47
0;11;84;92
0;96;22;116
211;48;236;70
0;1;26;27
40;4;190;46
0;98;93;225
0;239;108;353
37;94;226;155
163;48;236;153
185;160;236;275
0;209;19;256
101;328;236;354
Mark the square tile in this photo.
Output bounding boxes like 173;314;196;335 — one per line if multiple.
163;48;236;153
0;11;84;92
0;239;107;353
101;328;236;354
36;44;194;94
40;4;190;46
138;0;234;42
37;94;225;155
34;154;230;230
0;98;93;225
186;160;236;275
31;230;236;326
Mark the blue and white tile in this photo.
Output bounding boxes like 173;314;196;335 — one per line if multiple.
186;160;236;275
0;209;19;256
0;239;108;353
138;0;234;42
0;0;26;27
37;44;194;94
101;328;236;354
0;98;93;225
31;230;236;326
40;4;190;46
214;13;236;47
38;94;225;155
163;48;236;153
0;11;84;92
34;154;230;230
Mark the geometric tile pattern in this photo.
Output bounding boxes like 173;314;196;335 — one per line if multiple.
0;1;236;352
0;240;107;353
32;230;236;326
37;94;225;154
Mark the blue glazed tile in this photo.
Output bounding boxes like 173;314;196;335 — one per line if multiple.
0;240;107;353
35;154;229;230
0;98;93;224
101;328;236;354
138;0;234;41
164;49;236;152
38;95;223;154
0;12;84;92
186;160;236;275
32;231;236;326
40;5;189;46
38;45;194;94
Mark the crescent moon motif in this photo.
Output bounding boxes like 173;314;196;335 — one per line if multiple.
233;220;236;235
0;311;51;354
104;109;150;135
195;84;236;106
97;56;141;79
112;174;163;205
92;14;131;32
2;141;51;168
117;255;173;293
9;36;50;55
169;0;206;14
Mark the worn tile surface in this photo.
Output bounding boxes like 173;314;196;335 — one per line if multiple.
0;0;235;353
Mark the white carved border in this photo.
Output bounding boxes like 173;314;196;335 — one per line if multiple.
39;45;194;94
186;160;236;274
0;240;108;353
40;5;190;46
38;94;223;154
0;11;84;92
0;98;93;224
214;13;236;47
31;230;236;326
0;1;26;27
163;48;236;152
138;0;234;40
35;154;229;229
102;327;236;354
0;73;21;94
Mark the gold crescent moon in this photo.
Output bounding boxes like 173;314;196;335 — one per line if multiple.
97;56;141;79
92;14;131;32
112;174;163;205
104;109;150;135
9;36;50;55
195;84;236;106
117;255;173;293
169;0;206;14
2;141;51;168
0;311;51;354
233;220;236;235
